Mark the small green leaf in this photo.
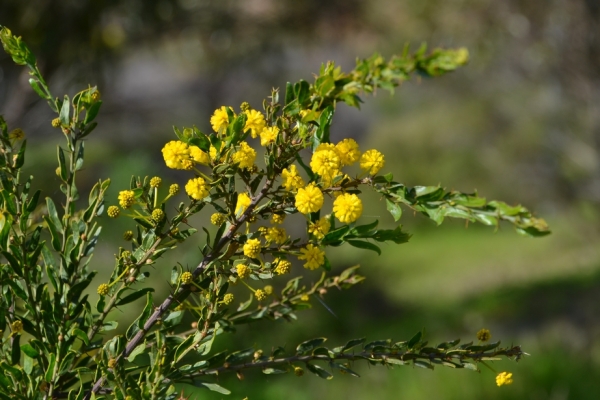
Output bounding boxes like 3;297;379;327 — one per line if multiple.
296;337;327;355
306;363;333;380
116;288;155;306
386;198;402;221
20;343;39;358
198;382;231;395
341;338;365;353
59;95;70;126
346;240;381;255
408;331;423;348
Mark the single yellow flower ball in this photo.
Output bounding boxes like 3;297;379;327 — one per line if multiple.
244;109;266;138
211;213;226;226
271;213;285;224
180;271;193;284
151;209;165;222
123;230;134;241
236;264;251;279
333;193;363;223
236;192;252;214
232;141;256;170
308;217;331;239
51;118;61;128
496;372;513;387
107;205;120;218
185;177;209;200
118;190;135;209
223;293;234;305
477;328;491;342
359;149;385;175
149;176;162;188
281;164;305;191
97;283;110;296
297;244;325;270
295;184;324;214
274;259;291;275
243;238;261;259
335;138;361;166
169;183;180;196
263;285;273;295
255;289;267;301
210;106;233;133
11;320;23;334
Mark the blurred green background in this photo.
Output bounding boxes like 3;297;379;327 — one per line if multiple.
2;0;600;399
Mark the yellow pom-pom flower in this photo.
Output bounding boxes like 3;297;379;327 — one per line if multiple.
107;205;120;218
51;118;61;128
211;213;226;226
169;183;180;196
310;146;341;180
244;109;266;138
333;193;363;223
496;372;513;387
281;164;305;191
271;213;285;224
123;230;133;241
335;138;361;166
359;149;385;175
223;293;234;305
255;289;267;301
11;320;23;334
232;141;256;170
118;190;135;209
259;126;279;146
263;285;273;295
149;176;162;188
180;271;193;284
243;238;261;258
295;183;324;214
151;209;165;222
236;264;251;279
308;217;331;240
185;177;209;200
189;146;210;165
97;283;110;296
477;328;491;342
273;259;291;275
210;106;233;133
265;227;287;245
236;192;252;214
161;141;191;170
297;244;325;270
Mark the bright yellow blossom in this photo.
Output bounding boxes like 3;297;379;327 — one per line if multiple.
168;184;179;196
271;213;285;224
281;164;305;191
273;259;291;275
185;177;209;200
295;183;324;214
359;149;385;175
333;193;363;223
211;213;226;226
244;109;266;138
210;106;233;133
107;205;120;218
149;176;162;188
189;146;210;165
118;190;135;208
243;238;261;258
265;227;287;245
335;138;361;166
236;192;252;214
297;244;325;270
308;217;331;240
310;145;341;179
161;141;192;170
236;264;251;279
97;283;109;296
255;289;267;301
180;272;193;284
232;141;256;170
260;126;279;146
496;372;513;387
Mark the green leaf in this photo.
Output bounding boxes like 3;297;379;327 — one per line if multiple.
28;78;48;99
72;328;90;346
11;334;20;365
45;197;63;233
296;337;327;355
59;95;70;126
20;343;39;358
408;331;423;348
386;198;402;221
84;100;102;124
45;353;56;382
263;368;287;374
346;240;381;255
14;139;26;168
127;342;146;363
330;362;360;377
198;382;231;395
57;146;69;181
306;363;333;380
116;288;155;306
414;360;434;370
341;338;365;353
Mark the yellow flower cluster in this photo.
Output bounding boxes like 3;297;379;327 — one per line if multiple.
333;193;363;223
211;213;226;226
244;109;266;138
236;264;251;279
97;283;109;296
123;230;133;241
185;177;209;200
281;164;305;191
161;140;210;170
149;176;162;188
118;190;135;208
297;244;325;270
308;217;331;240
273;259;291;275
310;143;341;184
271;213;285;224
180;271;193;284
335;138;361;166
232;141;256;170
295;183;324;214
168;183;180;196
151;209;164;222
11;320;23;334
222;293;234;305
477;328;491;342
496;372;513;387
265;227;287;245
255;289;267;301
263;285;273;295
359;149;385;175
236;192;251;214
210;106;233;133
260;126;279;146
243;238;261;258
107;205;120;218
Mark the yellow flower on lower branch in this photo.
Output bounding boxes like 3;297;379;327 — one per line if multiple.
496;372;513;387
243;238;262;258
295;183;324;214
308;217;331;240
236;264;251;279
265;227;287;245
273;259;291;275
232;141;256;170
260;126;279;146
244;109;266;138
107;205;120;218
149;176;162;188
180;272;193;284
281;164;305;191
222;293;234;305
185;177;209;200
211;106;233;134
333;193;363;223
97;283;109;296
118;190;135;209
255;289;267;301
297;244;325;270
360;149;385;175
